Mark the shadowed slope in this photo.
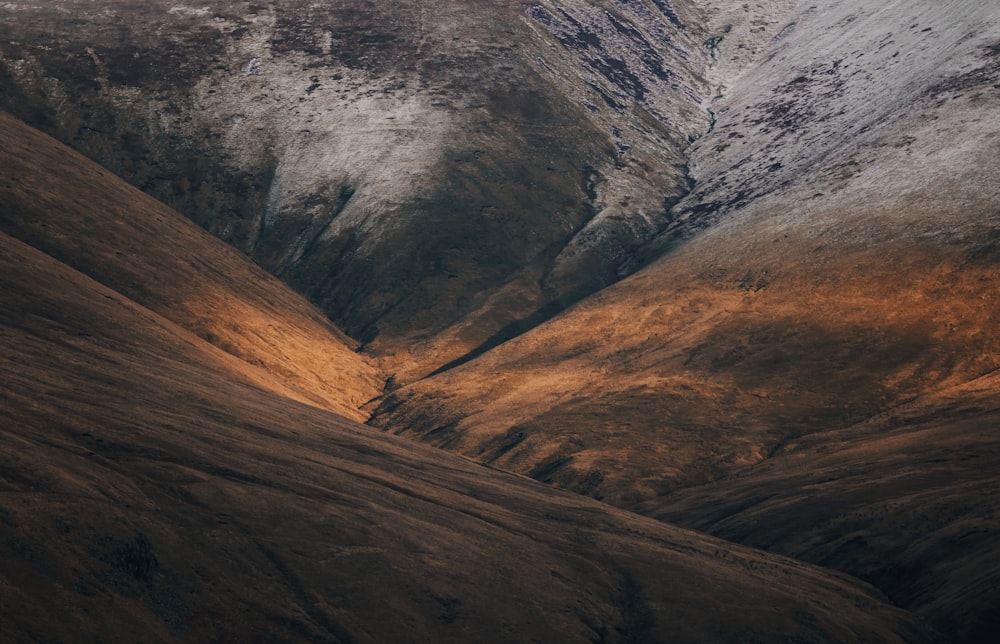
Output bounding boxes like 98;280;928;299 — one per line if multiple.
0;229;929;641
642;370;1000;642
0;0;726;371
0;110;381;420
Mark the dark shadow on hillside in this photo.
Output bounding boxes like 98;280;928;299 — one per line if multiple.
425;301;566;378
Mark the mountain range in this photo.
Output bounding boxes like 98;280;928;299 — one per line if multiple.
2;0;999;641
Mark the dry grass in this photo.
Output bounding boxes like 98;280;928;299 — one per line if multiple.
0;111;383;420
0;227;927;642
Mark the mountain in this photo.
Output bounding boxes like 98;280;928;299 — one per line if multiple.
2;0;1000;641
368;1;1000;640
1;0;727;371
0;109;382;421
0;112;928;642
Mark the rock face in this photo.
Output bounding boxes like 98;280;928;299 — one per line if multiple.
0;0;763;374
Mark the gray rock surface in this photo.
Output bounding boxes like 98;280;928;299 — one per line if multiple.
668;0;1000;253
0;0;779;370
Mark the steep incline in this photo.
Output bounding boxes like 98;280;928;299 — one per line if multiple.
0;121;929;642
3;1;1000;641
0;110;381;420
0;0;742;376
371;2;1000;639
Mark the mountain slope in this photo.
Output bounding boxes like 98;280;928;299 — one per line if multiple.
0;123;929;641
642;372;1000;642
369;2;1000;639
0;110;381;420
0;0;741;373
2;0;999;641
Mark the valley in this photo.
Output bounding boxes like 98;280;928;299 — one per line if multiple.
2;0;999;641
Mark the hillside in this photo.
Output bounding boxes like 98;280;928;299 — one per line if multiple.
2;0;999;641
0;110;382;420
368;1;1000;640
0;114;929;642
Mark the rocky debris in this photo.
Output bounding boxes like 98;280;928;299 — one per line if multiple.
243;57;261;76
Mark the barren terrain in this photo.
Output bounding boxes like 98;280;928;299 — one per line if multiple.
0;113;927;642
2;0;999;641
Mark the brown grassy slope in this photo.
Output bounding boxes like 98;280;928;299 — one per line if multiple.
368;3;1000;639
371;208;1000;642
0;110;382;420
0;231;929;642
371;230;1000;499
642;369;1000;642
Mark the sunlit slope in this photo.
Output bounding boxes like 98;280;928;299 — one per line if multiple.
371;2;1000;639
0;0;722;370
373;243;1000;502
0;231;928;642
0;110;381;420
